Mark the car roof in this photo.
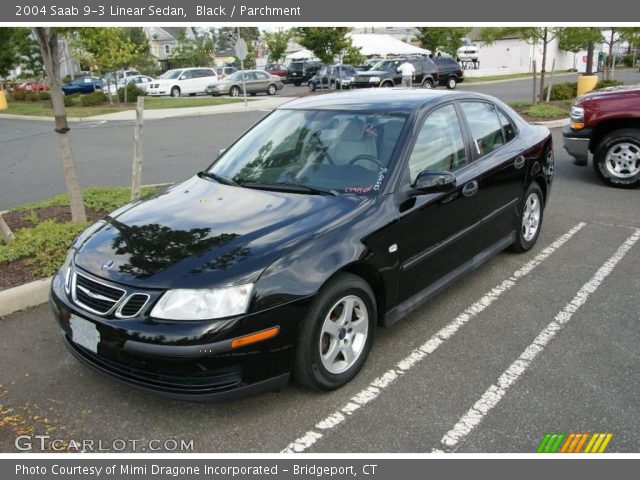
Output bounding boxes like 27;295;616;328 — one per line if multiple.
278;89;479;113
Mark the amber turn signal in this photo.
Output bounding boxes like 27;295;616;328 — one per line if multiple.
230;327;280;349
571;121;585;130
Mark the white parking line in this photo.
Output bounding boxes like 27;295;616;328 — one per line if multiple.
281;222;587;453
434;228;640;452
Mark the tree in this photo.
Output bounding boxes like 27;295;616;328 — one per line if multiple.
415;27;470;57
480;27;564;103
0;28;23;78
168;28;210;68
619;27;640;70
72;28;142;73
295;28;352;64
33;28;86;224
558;27;603;71
264;29;291;63
342;45;365;66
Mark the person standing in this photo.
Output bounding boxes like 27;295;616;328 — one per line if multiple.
397;60;416;88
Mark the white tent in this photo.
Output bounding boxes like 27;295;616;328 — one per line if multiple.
285;49;318;61
348;33;430;57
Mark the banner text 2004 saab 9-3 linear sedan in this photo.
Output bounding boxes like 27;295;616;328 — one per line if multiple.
50;89;554;402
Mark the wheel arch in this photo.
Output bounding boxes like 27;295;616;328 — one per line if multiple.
589;119;640;153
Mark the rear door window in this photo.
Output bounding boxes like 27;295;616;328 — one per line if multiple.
460;102;506;157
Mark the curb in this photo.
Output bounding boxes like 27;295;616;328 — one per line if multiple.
0;113;87;122
461;72;576;86
0;277;51;318
531;118;570;128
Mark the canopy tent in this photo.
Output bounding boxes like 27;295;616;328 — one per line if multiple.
285;49;318;61
347;33;430;57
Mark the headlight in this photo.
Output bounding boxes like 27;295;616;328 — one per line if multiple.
369;76;380;82
62;250;74;295
150;284;254;320
570;105;585;129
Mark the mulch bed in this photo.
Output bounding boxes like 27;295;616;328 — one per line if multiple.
0;206;107;292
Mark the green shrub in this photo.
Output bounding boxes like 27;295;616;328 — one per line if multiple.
63;95;75;107
80;90;107;106
549;82;578;101
67;92;81;99
38;91;51;100
0;220;86;276
12;90;26;101
25;92;40;102
118;82;145;103
596;79;624;89
622;54;635;67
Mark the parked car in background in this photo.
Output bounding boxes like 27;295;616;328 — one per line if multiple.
433;56;465;89
61;76;103;95
563;84;640;188
265;63;289;80
206;70;283;97
147;67;218;97
308;64;358;92
287;61;324;86
14;81;49;92
457;38;480;62
50;89;553;401
352;57;439;89
215;66;237;80
104;75;155;95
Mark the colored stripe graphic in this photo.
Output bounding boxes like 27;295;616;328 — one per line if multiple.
539;433;613;453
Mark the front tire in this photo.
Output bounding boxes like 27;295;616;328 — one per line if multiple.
170;87;180;98
294;273;376;391
593;129;640;188
229;86;241;97
511;182;544;253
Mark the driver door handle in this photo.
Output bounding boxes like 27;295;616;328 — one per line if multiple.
514;155;526;170
462;180;479;197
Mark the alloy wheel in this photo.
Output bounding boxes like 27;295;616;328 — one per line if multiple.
605;142;640;178
522;192;541;242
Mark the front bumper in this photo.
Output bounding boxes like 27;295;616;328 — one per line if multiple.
49;270;312;402
563;125;592;166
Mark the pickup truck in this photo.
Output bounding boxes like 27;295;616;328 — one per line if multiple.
563;85;640;188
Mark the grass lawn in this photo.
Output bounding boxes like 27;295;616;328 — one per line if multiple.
464;70;573;83
2;96;245;118
509;100;570;120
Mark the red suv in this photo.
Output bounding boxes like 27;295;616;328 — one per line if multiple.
265;63;288;80
563;85;640;188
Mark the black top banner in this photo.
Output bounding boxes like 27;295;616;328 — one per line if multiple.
2;0;639;22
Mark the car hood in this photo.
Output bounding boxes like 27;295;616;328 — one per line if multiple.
578;84;640;103
73;175;364;289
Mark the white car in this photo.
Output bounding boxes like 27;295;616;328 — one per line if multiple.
104;75;155;95
147;68;218;97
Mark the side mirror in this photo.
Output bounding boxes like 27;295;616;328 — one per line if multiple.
179;75;186;80
217;148;226;158
413;170;456;193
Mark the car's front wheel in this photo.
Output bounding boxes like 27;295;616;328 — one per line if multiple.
593;129;640;188
170;87;180;97
229;86;241;97
511;182;544;253
294;273;376;391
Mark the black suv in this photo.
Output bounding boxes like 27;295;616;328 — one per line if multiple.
433;56;465;89
352;57;439;89
287;61;324;86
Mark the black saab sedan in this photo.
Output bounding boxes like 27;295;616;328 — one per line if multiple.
50;89;554;401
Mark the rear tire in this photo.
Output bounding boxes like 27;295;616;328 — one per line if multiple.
422;78;434;89
593;129;640;188
447;77;457;89
267;84;277;95
294;81;302;86
510;182;544;253
294;273;376;391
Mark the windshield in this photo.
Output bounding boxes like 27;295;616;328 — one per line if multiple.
208;110;406;195
370;60;400;72
158;70;182;80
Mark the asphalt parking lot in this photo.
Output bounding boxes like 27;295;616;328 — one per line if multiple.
0;128;638;453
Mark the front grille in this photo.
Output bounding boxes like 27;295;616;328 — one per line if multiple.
73;272;125;314
118;294;149;318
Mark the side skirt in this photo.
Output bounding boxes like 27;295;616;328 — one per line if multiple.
382;231;516;327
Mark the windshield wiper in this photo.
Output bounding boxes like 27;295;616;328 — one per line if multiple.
238;181;337;196
198;171;239;186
